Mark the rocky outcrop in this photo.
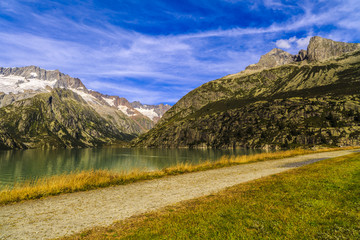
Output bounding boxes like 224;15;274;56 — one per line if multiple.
307;36;360;61
294;49;307;61
244;36;360;72
245;48;295;71
0;91;38;108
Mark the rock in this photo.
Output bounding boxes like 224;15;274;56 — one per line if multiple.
307;36;360;61
244;36;360;70
294;49;308;61
245;48;295;71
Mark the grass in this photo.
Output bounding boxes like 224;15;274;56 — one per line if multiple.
0;146;358;205
64;151;360;240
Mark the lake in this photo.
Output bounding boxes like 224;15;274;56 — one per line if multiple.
0;147;263;188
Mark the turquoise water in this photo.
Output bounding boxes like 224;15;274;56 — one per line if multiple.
0;147;263;188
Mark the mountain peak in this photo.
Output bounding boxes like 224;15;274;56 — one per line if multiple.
0;66;86;91
268;48;288;54
134;37;360;149
244;36;360;72
245;48;294;71
0;66;171;125
307;36;360;61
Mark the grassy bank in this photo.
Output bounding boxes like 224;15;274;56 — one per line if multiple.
65;152;360;239
0;147;358;205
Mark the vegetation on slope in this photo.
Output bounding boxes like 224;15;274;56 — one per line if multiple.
66;152;360;239
0;89;135;149
134;50;360;149
136;95;360;149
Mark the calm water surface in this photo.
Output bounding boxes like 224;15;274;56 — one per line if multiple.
0;148;263;188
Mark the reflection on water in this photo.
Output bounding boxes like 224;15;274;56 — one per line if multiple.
0;148;263;188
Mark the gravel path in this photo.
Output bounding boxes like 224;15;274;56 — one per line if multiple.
0;149;357;240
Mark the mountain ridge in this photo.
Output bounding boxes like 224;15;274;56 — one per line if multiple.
0;88;135;149
157;36;360;125
0;66;171;123
134;36;360;149
243;36;360;72
0;66;171;149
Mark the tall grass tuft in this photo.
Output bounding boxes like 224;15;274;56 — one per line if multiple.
0;146;358;205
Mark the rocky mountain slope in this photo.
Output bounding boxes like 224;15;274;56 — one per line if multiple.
245;48;295;71
0;66;171;149
134;36;360;149
0;89;135;149
245;36;360;71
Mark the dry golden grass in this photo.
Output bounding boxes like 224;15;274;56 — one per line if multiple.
0;146;358;205
65;152;360;240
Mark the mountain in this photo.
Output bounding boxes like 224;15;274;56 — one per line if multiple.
245;48;295;71
307;36;360;61
130;101;171;123
134;36;360;149
0;66;171;149
244;36;360;72
0;89;135;149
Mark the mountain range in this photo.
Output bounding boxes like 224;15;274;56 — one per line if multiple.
134;36;360;149
0;66;170;149
2;36;360;150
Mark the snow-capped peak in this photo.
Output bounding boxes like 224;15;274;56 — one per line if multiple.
0;74;57;94
0;66;171;123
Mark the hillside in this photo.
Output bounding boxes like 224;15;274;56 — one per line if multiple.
0;89;136;149
0;66;171;149
134;36;360;149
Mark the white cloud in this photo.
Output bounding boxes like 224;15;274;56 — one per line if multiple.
263;0;290;10
296;36;311;49
275;39;292;49
275;36;311;51
86;80;182;104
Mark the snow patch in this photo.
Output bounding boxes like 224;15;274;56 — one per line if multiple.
30;72;38;78
135;107;159;120
70;88;101;105
118;105;134;116
103;97;115;107
0;75;57;94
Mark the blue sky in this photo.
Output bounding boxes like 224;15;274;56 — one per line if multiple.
0;0;360;104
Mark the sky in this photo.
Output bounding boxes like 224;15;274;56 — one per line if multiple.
0;0;360;105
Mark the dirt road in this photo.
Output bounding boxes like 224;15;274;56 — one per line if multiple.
0;149;357;239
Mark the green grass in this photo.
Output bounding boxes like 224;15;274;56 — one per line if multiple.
65;152;360;239
0;147;358;206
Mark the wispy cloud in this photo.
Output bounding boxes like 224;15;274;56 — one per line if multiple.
86;81;184;104
0;0;359;104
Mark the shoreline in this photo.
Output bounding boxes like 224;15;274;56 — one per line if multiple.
0;146;359;205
